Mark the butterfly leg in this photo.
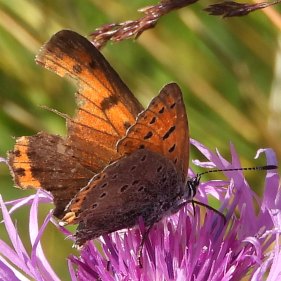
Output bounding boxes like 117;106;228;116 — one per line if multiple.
173;199;226;225
192;200;226;225
191;200;196;216
137;224;153;268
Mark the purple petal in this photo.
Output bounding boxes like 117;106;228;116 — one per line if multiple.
0;256;22;281
0;195;29;264
0;157;8;165
68;258;78;281
0;240;31;275
6;192;52;216
266;234;281;281
29;191;60;281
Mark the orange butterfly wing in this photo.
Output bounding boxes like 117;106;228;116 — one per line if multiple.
36;30;144;170
117;83;189;182
8;30;143;218
8;133;94;218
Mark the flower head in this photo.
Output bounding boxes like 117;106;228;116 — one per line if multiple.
68;140;280;280
0;141;280;280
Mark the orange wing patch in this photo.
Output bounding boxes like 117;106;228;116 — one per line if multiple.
8;132;94;218
117;83;189;182
8;137;41;188
36;30;143;171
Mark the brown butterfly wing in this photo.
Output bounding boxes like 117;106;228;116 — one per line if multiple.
117;83;189;182
36;29;144;171
7;132;94;218
8;30;143;217
62;148;182;245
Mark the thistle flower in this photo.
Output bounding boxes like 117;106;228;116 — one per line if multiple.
68;140;280;280
0;141;280;280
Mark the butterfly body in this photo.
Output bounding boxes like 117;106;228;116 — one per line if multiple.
7;30;190;246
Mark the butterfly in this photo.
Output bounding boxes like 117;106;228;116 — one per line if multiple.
8;29;193;248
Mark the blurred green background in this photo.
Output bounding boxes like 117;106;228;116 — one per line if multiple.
0;0;280;279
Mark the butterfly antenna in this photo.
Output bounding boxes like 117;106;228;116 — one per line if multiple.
197;164;277;178
187;164;277;222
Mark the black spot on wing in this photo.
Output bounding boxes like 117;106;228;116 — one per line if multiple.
150;117;156;124
15;168;26;177
144;131;153;140
124;121;131;130
101;95;119;111
162;126;176;140
168;144;176;153
170;102;176;109
88;60;96;69
120;184;129;193
14;150;21;157
99;192;107;198
73;64;82;74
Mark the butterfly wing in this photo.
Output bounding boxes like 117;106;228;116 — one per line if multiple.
36;29;144;170
62;148;182;245
118;83;189;182
8;30;143;217
8;133;94;218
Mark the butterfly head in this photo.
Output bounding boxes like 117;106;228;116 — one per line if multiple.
184;174;201;200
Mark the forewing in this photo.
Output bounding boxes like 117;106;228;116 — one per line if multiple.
36;30;144;171
117;83;189;182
